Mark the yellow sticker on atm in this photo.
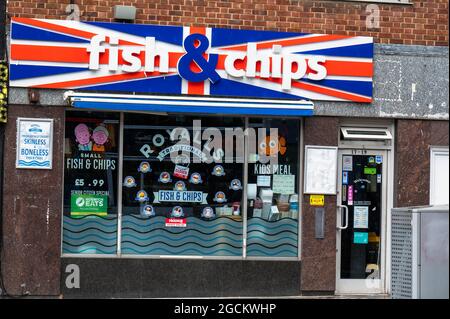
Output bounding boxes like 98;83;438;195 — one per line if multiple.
310;195;325;206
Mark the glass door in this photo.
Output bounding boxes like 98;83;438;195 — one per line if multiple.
336;150;387;294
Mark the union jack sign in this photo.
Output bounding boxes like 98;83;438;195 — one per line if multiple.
9;18;373;102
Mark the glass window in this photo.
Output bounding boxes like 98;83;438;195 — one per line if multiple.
121;114;245;256
62;111;120;254
62;111;301;259
246;119;300;257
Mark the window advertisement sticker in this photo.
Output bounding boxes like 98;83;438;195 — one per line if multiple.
257;175;271;187
70;194;108;217
343;155;353;171
364;167;377;175
353;206;369;229
375;155;382;164
354;232;369;244
343;171;348;185
348;185;354;206
173;165;189;179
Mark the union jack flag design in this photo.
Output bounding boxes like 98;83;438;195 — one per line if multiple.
9;18;373;102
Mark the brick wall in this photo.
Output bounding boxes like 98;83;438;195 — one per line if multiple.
6;0;449;46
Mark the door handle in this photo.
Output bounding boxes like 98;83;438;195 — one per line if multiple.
337;204;349;230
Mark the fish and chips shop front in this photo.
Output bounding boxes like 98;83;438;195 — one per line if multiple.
2;17;398;298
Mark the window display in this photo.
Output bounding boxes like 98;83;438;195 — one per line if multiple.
246;119;300;257
62;111;119;254
62;111;300;259
120;114;244;256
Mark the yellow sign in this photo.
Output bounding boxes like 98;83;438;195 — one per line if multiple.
310;195;325;206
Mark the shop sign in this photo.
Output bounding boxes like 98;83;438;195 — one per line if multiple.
9;18;373;102
16;118;53;169
70;194;108;216
154;191;208;204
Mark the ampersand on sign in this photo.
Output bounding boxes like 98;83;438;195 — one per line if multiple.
178;34;221;83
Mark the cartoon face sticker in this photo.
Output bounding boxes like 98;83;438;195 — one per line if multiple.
259;135;287;156
189;173;203;184
92;125;109;145
74;123;92;150
171;206;184;218
229;179;242;191
213;191;227;203
138;161;152;174
135;190;149;202
141;205;155;217
212;165;225;176
123;176;137;188
158;172;172;183
201;207;215;219
260;136;276;156
174;181;186;191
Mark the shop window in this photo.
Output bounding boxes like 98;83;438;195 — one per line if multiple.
246;119;300;257
62;111;300;259
121;114;244;256
62;111;120;254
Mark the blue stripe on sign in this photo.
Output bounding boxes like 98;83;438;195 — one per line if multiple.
211;28;304;48
84;21;184;46
9;65;88;81
210;78;306;100
72;101;313;117
12;22;89;43
81;75;182;94
294;43;374;59
300;78;373;97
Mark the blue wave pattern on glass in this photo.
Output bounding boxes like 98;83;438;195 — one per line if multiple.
121;215;243;256
62;215;118;254
246;217;298;257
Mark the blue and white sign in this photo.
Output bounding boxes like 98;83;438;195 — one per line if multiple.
375;155;382;164
153;190;208;204
16;118;53;169
342;171;348;185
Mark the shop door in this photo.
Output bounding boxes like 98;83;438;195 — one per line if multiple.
336;150;387;294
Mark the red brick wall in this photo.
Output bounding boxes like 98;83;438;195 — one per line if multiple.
6;1;449;46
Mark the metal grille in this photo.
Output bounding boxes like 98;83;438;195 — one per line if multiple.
391;211;413;299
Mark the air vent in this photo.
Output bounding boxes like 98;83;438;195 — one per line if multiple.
341;127;393;141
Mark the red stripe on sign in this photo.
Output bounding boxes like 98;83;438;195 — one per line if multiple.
11;44;90;63
187;27;207;95
12;17;139;46
33;71;173;89
260;77;371;102
292;80;372;102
